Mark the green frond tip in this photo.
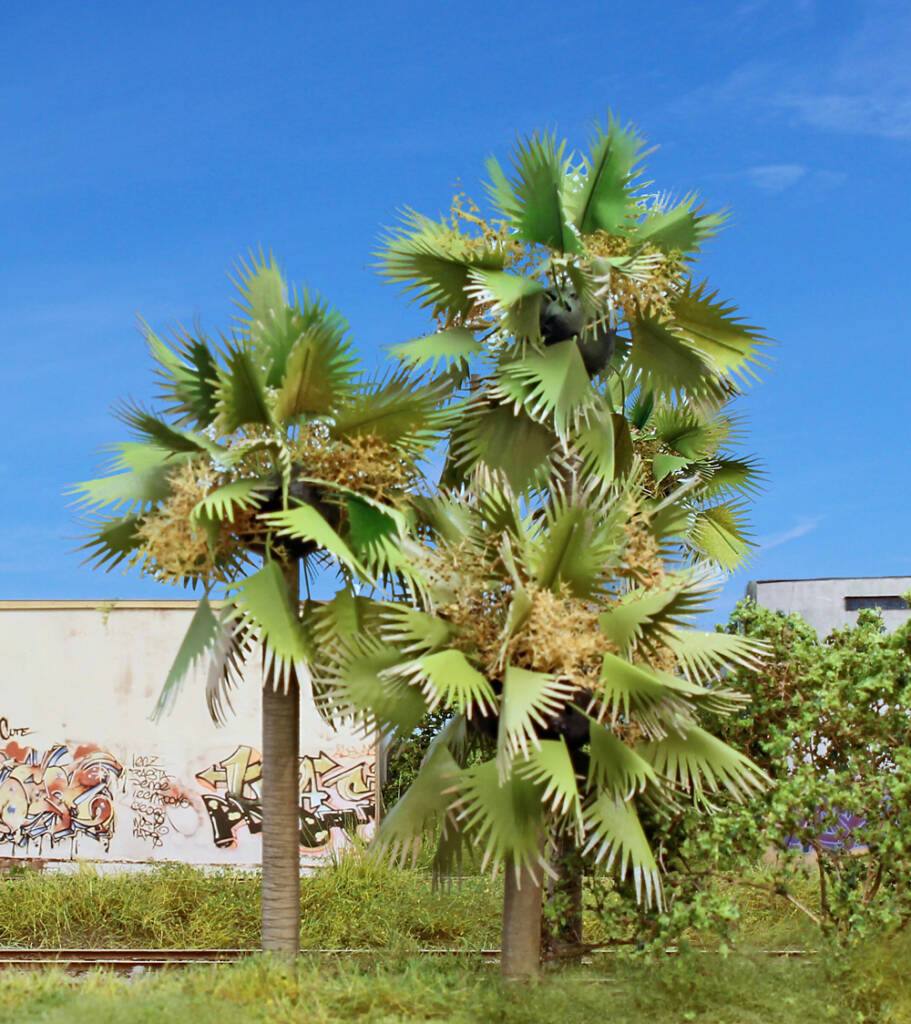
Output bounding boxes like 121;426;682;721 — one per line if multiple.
376;744;461;866
582;792;661;907
259;504;366;577
387;327;482;373
377;209;506;321
515;738;581;819
230;559;313;691
485;133;582;254
448;402;554;494
494;339;595;435
456;760;545;875
231;248;287;352
640;721;768;800
403;649;496;718
154;597;221;720
572;113;648;236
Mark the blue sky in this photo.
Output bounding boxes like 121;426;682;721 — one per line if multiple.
2;0;908;623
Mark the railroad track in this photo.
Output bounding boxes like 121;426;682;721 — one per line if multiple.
0;946;814;973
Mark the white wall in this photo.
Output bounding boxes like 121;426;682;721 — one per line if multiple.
0;601;376;867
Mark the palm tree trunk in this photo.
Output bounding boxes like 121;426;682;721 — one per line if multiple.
544;829;584;957
501;856;543;980
261;559;300;960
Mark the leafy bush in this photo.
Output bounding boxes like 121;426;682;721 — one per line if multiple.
595;600;911;948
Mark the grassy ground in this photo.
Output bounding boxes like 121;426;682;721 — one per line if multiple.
0;859;907;1022
0;954;879;1024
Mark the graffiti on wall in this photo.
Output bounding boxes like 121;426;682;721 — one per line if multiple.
128;754;194;848
0;739;123;851
196;745;375;851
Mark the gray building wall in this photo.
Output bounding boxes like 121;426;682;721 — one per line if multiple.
746;577;911;636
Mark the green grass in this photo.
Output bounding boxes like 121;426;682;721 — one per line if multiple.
0;858;907;1022
0;859;501;951
0;954;864;1024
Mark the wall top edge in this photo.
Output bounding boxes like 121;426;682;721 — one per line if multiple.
0;600;209;610
752;576;911;586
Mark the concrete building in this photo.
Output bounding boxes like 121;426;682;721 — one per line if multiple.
746;576;911;636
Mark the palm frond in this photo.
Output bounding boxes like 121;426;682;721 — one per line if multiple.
377;210;506;321
71;444;189;513
144;322;219;427
191;478;269;524
485;133;582;253
632;193;727;255
670;282;770;387
455;759;545;874
689;501;755;569
205;604;257;725
273;315;360;418
640;721;767;800
330;372;453;457
582;792;661;906
376;744;462;865
627;315;721;400
76;513;143;571
499;665;577;759
597;576;713;658
398;649;496;718
154;597;222;720
387;327;482;374
662;627;766;687
515;738;582;820
215;339;275;433
447;400;555;494
466;269;544;341
494;339;596;435
587;718;658;799
572;113;647;235
229;559;313;691
259;503;366;576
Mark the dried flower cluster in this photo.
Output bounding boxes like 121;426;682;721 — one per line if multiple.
135;460;232;585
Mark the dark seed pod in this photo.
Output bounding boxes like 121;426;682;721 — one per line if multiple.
577;323;617;378
540;289;584;345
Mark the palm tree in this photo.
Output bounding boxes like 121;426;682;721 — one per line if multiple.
74;253;452;959
352;114;772;977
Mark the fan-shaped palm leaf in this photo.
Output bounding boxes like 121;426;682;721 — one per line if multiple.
571;114;646;236
456;760;545;874
485;134;582;254
640;721;767;800
582;792;661;905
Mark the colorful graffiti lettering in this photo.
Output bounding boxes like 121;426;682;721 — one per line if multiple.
196;745;375;851
0;741;123;851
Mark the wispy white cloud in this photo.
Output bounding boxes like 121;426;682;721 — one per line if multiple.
745;163;807;192
757;517;822;552
740;163;846;194
676;3;911;141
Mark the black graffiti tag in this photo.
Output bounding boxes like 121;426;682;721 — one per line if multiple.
128;754;189;848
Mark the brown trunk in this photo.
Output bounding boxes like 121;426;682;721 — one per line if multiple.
544;829;584;957
501;856;543;980
261;560;301;960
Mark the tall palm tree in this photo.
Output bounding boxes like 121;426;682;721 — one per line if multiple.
74;254;452;958
353;114;772;977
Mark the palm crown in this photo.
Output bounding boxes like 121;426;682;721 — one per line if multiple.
381;117;767;565
74;253;453;719
308;116;773;903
